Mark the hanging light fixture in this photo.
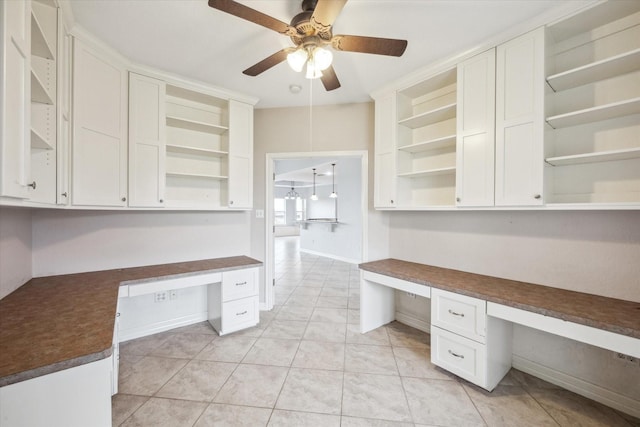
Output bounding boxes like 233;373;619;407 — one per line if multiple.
287;45;333;80
329;163;337;198
284;181;301;200
310;168;318;201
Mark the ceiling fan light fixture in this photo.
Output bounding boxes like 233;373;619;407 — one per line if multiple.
305;59;323;79
313;46;333;71
287;48;308;72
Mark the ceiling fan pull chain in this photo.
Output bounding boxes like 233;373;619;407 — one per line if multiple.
309;79;313;152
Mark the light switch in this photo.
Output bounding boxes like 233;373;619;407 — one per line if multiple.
255;209;264;218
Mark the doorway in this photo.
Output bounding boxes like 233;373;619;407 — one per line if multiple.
264;151;368;310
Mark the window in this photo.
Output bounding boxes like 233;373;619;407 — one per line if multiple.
296;198;306;221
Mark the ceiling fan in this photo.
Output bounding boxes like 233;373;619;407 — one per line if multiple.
208;0;408;91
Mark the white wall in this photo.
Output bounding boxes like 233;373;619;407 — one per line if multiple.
389;209;640;406
0;207;32;299
32;209;251;276
300;156;362;263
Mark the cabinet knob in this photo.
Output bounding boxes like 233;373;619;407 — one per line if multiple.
121;197;126;202
61;192;68;197
159;199;163;203
229;200;234;205
390;200;394;204
534;194;541;199
27;181;36;190
456;197;461;202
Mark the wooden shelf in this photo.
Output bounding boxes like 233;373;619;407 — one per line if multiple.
30;69;53;105
166;171;228;180
397;166;456;178
31;11;55;60
546;97;640;128
545;147;640;166
166;144;228;157
30;128;53;150
398;134;456;153
547;49;640;91
398;103;456;129
166;115;228;135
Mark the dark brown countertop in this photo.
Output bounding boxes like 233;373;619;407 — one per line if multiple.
359;259;640;339
0;256;262;387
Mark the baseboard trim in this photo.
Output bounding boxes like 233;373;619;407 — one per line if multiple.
298;248;360;265
512;355;640;419
119;312;208;342
395;311;430;334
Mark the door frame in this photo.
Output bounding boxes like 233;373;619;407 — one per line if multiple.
264;150;369;310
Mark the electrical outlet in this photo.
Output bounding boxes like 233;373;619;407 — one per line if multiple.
406;292;416;299
169;290;178;300
154;291;167;303
613;352;638;366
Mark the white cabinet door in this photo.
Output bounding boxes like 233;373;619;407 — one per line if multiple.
456;49;496;207
0;0;31;199
227;99;253;209
71;38;127;207
495;27;545;206
374;93;396;208
128;72;165;208
56;15;71;205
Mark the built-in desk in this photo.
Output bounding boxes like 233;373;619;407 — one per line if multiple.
359;259;640;392
0;255;262;427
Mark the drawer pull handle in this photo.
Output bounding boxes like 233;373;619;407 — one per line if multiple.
448;349;465;359
236;310;248;316
448;309;465;317
235;281;247;286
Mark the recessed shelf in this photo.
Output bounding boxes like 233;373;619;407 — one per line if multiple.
166;144;228;157
546;97;640;128
546;49;640;91
166;115;228;135
545;147;640;166
31;11;55;60
166;171;228;180
30;128;53;150
398;103;456;129
31;69;53;105
397;134;456;153
397;166;456;178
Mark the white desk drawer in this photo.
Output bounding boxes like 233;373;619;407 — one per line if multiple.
431;326;486;387
222;268;258;302
222;295;259;334
431;288;486;343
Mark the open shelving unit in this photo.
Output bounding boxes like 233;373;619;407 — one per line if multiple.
29;0;58;204
395;67;457;207
164;84;230;208
543;2;640;207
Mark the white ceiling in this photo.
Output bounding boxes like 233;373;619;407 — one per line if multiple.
68;0;579;109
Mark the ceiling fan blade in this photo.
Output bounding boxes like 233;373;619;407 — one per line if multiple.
208;0;296;36
310;0;347;33
332;35;407;56
321;65;341;91
243;49;289;76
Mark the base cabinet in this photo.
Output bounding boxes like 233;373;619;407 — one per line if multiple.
208;267;259;335
430;288;512;391
0;357;113;427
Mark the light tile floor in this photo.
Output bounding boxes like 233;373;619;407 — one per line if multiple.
112;236;640;426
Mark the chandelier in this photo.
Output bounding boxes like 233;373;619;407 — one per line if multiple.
284;181;301;200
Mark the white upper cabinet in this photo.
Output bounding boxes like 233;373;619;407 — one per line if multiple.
373;93;396;208
227;99;253;209
495;27;545;206
128;72;166;208
1;0;31;199
71;38;128;207
456;49;496;207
